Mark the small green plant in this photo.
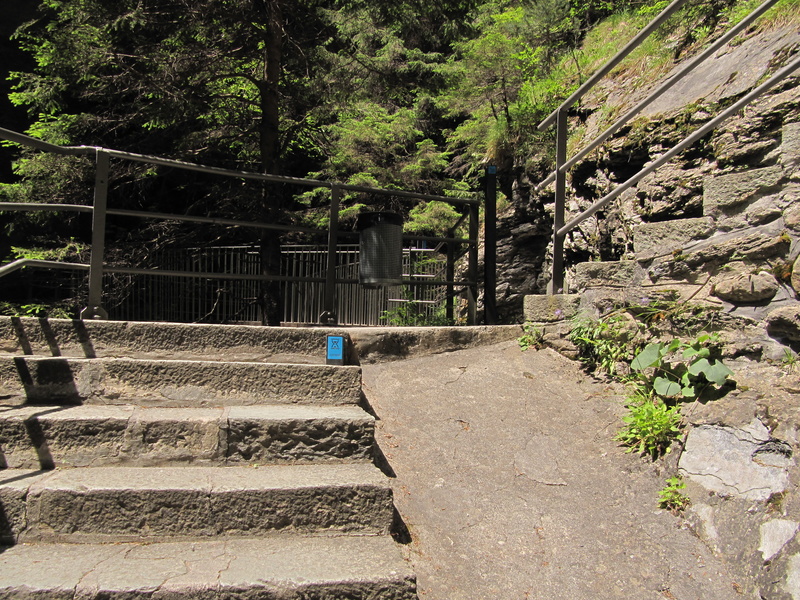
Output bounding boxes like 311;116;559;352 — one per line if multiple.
659;476;690;513
615;394;682;458
782;348;798;372
569;313;641;377
518;322;544;352
631;333;733;401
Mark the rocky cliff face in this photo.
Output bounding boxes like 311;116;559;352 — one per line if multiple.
512;21;800;600
497;24;800;326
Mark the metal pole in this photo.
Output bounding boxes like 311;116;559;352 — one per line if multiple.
467;203;479;324
321;185;340;324
80;150;110;319
550;109;568;295
446;239;455;324
484;165;498;324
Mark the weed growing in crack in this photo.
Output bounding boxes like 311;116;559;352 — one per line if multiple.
518;323;544;352
568;313;641;378
659;476;690;513
615;391;682;458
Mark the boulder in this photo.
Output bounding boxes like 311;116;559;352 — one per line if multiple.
712;271;779;303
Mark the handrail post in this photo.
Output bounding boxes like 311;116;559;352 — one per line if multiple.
467;203;479;325
320;184;340;324
80;149;110;319
549;108;568;295
484;165;497;324
446;237;455;324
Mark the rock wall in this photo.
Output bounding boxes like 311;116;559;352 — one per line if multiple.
498;24;800;327
514;22;800;600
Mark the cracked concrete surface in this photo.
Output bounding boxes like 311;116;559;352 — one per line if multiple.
0;536;417;599
363;341;750;599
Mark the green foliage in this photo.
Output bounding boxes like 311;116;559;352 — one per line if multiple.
782;348;798;372
615;393;682;458
0;301;74;319
631;333;734;401
659;476;690;513
11;241;88;262
568;313;641;377
381;287;452;326
518;322;544;351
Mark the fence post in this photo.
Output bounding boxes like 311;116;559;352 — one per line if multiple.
550;108;568;295
484;165;497;324
446;236;455;324
320;184;340;324
80;149;110;319
467;202;479;325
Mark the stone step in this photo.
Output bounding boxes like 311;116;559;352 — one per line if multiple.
1;463;394;542
0;356;362;407
0;404;375;469
0;535;417;599
0;316;353;364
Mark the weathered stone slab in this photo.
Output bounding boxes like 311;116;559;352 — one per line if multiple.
782;121;800;168
0;317;352;364
684;231;790;267
703;166;784;217
0;405;375;468
522;294;581;322
0;405;134;468
0;470;58;542
573;261;645;290
0;537;417;600
226;405;374;463
23;464;393;539
0;357;362;406
633;217;715;261
679;420;793;502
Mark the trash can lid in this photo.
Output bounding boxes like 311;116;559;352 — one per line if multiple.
356;211;403;230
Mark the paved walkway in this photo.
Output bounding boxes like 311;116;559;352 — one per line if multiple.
362;341;749;600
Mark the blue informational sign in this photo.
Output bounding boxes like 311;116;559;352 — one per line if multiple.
327;335;345;365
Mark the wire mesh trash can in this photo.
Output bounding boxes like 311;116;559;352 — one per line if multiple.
357;212;403;287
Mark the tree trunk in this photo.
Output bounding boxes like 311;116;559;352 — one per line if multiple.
257;0;284;326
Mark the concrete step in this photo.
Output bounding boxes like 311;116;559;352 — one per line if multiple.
0;536;417;599
0;317;353;364
0;404;375;469
1;464;394;542
0;356;362;407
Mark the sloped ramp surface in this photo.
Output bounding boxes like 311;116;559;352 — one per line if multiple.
363;341;748;600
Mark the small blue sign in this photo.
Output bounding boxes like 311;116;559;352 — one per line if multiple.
327;335;345;364
487;165;497;174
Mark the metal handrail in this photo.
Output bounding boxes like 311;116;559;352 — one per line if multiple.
539;0;799;293
536;0;784;191
0;128;480;323
537;0;689;131
558;53;800;236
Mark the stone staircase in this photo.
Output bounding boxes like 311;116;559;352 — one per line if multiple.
0;317;417;599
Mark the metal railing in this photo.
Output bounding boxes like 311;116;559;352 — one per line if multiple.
538;0;799;293
0;127;480;324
